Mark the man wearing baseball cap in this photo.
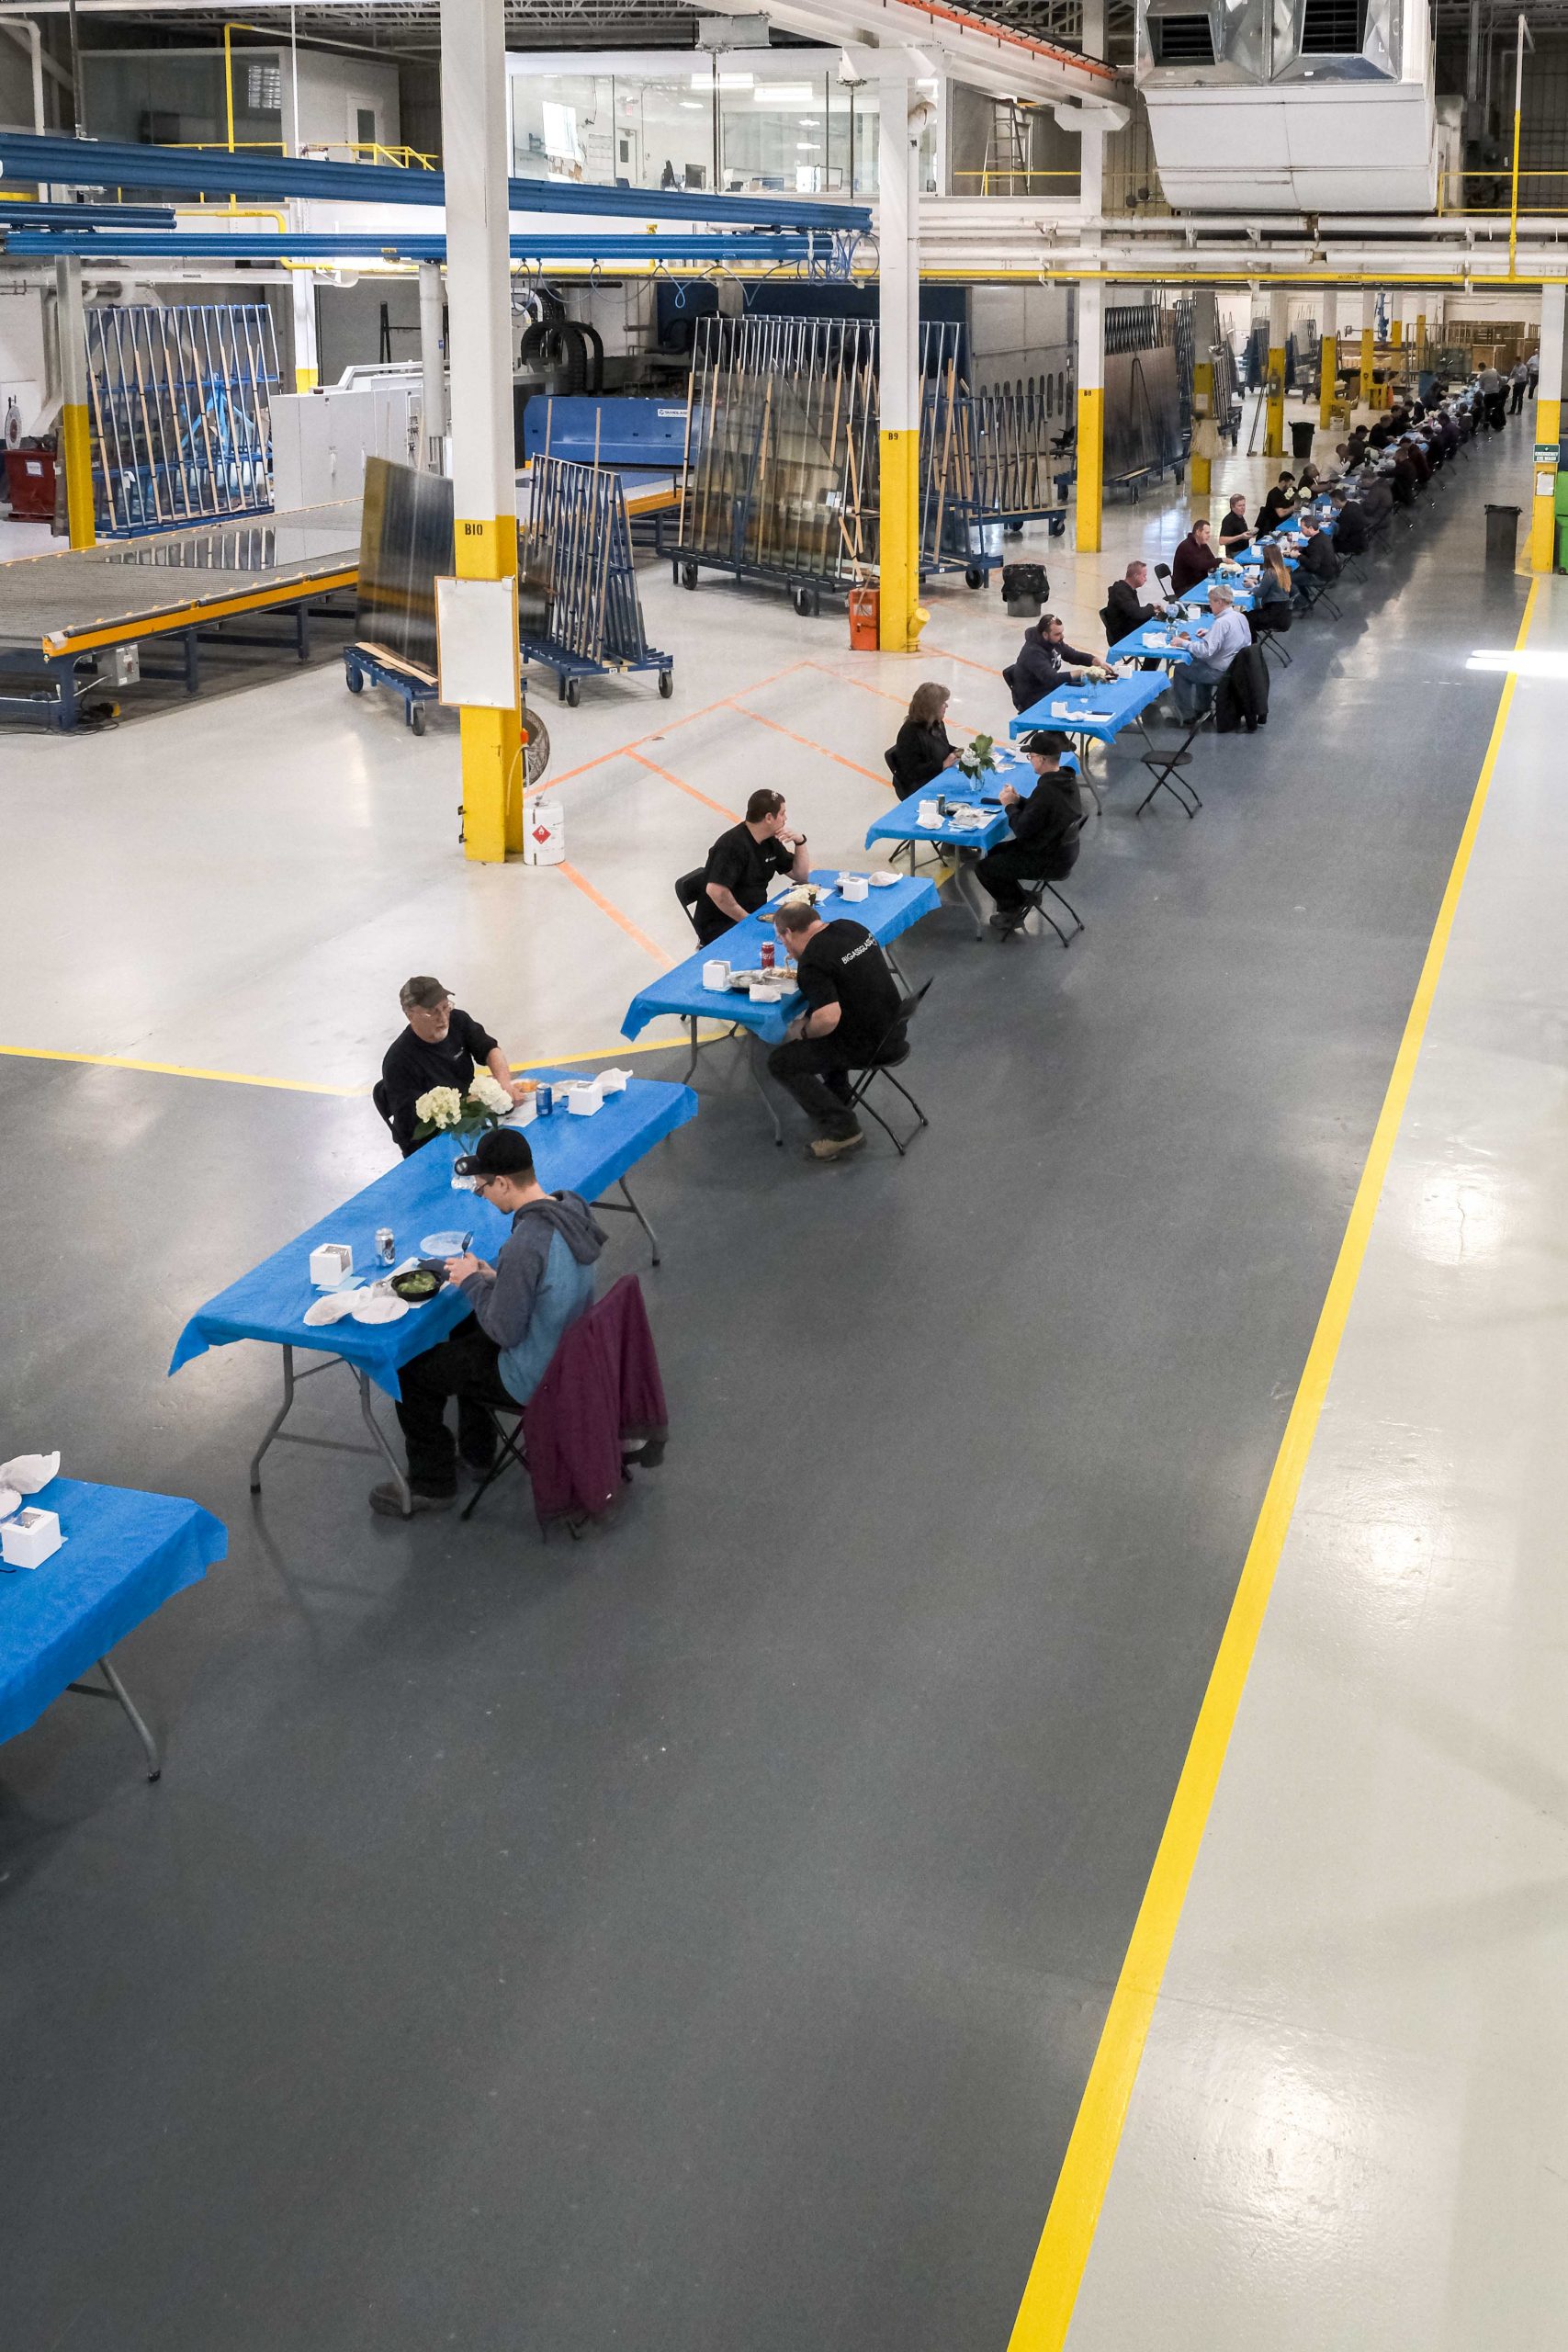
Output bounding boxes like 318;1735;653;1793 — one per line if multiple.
372;1128;607;1516
379;976;530;1158
972;730;1084;934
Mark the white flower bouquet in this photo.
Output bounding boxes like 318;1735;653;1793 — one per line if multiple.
954;731;998;780
412;1068;514;1146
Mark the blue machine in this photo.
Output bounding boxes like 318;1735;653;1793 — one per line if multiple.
522;395;693;469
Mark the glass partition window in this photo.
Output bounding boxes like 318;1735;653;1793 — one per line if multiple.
718;73;834;194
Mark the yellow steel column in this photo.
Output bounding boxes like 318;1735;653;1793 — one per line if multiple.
1189;288;1217;501
1076;281;1103;554
1391;314;1403;351
1359;288;1376;406
441;0;522;862
55;256;95;549
1317;288;1337;430
877;62;925;651
1264;287;1287;460
1530;283;1563;573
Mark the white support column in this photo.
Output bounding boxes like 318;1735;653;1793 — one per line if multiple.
418;259;448;469
1076;281;1104;554
1530;281;1563;575
289;268;319;393
1078;0;1106;213
441;0;523;865
877;62;924;651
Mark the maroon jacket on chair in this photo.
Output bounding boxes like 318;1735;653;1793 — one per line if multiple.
522;1274;669;1531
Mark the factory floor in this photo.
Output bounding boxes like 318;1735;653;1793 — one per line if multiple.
0;414;1556;2351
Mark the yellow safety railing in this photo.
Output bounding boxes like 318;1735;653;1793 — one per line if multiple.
952;167;1080;195
1438;166;1568;216
166;138;438;170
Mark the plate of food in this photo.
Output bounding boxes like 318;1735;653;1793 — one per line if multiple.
390;1267;443;1305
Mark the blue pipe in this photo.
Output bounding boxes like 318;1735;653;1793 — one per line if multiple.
0;131;870;236
0;201;175;229
2;230;813;264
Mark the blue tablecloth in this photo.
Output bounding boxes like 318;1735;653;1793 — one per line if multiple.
622;869;941;1046
1009;671;1168;741
1108;619;1196;665
1176;579;1258;613
169;1071;697;1400
0;1477;226;1747
863;750;1069;854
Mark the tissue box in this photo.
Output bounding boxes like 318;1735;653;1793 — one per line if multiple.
567;1078;604;1116
2;1507;62;1569
702;959;730;991
310;1242;354;1289
840;874;869;900
599;1068;632;1095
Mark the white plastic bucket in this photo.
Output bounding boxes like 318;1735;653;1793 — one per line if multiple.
524;797;565;867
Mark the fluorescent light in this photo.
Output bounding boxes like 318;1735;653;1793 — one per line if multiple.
692;70;753;89
795;141;818;151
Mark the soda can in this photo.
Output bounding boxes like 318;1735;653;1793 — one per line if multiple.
375;1227;395;1267
761;940;776;972
536;1082;554;1117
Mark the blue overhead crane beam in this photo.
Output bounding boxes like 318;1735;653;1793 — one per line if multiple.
0;132;870;236
1;229;814;265
0;201;175;229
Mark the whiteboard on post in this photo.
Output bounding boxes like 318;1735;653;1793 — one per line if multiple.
435;575;519;710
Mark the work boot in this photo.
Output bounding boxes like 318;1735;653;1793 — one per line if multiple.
988;908;1026;933
807;1128;865;1162
369;1482;457;1518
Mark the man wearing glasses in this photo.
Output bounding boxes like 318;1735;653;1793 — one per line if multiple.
371;1130;605;1517
380;975;531;1157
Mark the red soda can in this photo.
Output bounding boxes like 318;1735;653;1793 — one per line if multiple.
761;941;776;972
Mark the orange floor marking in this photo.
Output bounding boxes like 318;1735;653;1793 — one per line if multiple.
919;643;1008;678
732;702;886;784
529;661;810;797
555;862;670;967
627;749;739;820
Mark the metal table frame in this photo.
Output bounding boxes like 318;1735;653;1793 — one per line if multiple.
64;1655;164;1780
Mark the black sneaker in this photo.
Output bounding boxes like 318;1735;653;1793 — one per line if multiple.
369;1481;457;1518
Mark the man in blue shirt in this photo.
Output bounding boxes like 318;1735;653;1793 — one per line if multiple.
1172;582;1251;723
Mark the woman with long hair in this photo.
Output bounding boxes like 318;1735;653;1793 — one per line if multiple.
1248;540;1293;642
889;680;959;800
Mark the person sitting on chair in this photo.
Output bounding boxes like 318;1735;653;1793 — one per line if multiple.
692;789;810;946
889;681;959;799
380;976;529;1159
973;729;1084;937
1247;542;1293;638
1104;559;1168;642
372;1128;605;1516
766;896;906;1163
1328;487;1370;556
1258;473;1298;530
1006;613;1097;712
1170;582;1250;723
1217;493;1252;552
1169;516;1218;597
1292;514;1340;606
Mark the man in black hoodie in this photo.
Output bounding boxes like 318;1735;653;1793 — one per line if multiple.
974;730;1084;934
372;1128;606;1516
1005;614;1097;713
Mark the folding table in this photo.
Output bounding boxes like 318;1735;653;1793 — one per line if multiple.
170;1072;697;1517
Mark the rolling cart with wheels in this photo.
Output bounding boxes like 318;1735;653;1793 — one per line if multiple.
521;641;673;707
344;641;437;734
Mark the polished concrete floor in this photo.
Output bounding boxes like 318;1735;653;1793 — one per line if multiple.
0;417;1541;2350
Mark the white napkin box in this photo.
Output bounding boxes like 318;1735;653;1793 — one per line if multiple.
310;1242;354;1289
2;1507;62;1569
840;874;869;901
567;1078;604;1116
702;959;730;991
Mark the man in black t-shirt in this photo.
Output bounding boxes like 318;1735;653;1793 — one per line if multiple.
692;788;810;947
766;897;904;1161
379;975;527;1157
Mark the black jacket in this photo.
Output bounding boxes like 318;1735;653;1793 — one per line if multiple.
1331;502;1369;555
1005;630;1095;715
1104;578;1162;640
1299;532;1339;581
889;718;953;799
999;764;1083;873
1215;643;1269;733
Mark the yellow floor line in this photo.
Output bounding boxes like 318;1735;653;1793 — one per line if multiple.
1006;573;1541;2352
0;1044;361;1094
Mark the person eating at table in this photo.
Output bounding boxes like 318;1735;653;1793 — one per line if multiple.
972;729;1085;937
1217;493;1252;553
1005;613;1098;713
766;895;906;1163
889;681;960;799
1169;516;1218;597
1104;559;1168;644
370;1128;605;1517
1327;485;1370;557
692;788;810;947
1169;581;1250;724
380;976;531;1159
1258;472;1298;531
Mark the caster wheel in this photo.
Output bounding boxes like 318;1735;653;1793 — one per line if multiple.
1049;517;1066;538
682;562;698;589
793;586;813;616
410;703;426;737
964;566;985;590
565;677;581;708
345;666;364;695
658;667;673;698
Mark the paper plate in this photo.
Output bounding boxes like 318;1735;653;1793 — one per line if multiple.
869;871;899;887
419;1230;469;1258
350;1292;409;1325
303;1293;359;1327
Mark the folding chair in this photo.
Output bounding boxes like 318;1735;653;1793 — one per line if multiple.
1002;812;1089;949
840;980;932;1157
459;1403;530;1523
371;1079;395;1136
674;866;708;940
1293;568;1342;620
1137;707;1206;818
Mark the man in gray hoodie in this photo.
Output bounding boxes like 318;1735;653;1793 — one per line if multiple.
372;1127;605;1516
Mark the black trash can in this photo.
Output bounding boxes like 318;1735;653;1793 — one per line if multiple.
1290;418;1316;460
1001;560;1048;617
1484;503;1521;568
